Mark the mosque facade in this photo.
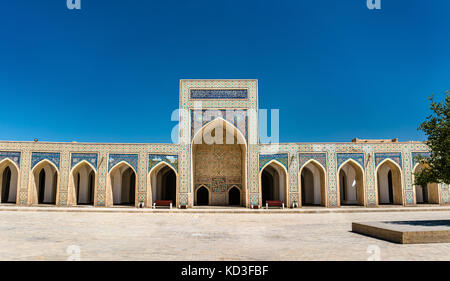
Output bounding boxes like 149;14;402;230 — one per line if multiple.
0;80;448;208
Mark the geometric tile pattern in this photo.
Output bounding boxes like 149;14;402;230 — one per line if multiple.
191;109;248;141
259;153;289;171
299;153;327;170
411;151;431;170
148;154;178;172
31;152;61;169
0;151;21;168
375;152;402;168
71;153;98;170
108;154;138;172
190;89;248;99
336;153;365;169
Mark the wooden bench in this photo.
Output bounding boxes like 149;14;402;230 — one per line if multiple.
153;200;173;209
265;200;284;209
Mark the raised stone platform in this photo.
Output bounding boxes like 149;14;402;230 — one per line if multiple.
352;220;450;244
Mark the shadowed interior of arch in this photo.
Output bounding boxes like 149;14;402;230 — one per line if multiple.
413;164;439;204
150;163;177;205
33;161;58;205
377;160;403;205
110;163;136;206
261;161;287;206
0;160;18;204
300;161;326;206
72;162;95;205
338;160;364;206
196;186;209;206
228;186;241;206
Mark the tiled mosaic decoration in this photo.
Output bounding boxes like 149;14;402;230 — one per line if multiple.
108;154;138;172
259;154;289;171
411;151;431;169
375;152;402;168
71;153;98;170
190;89;248;99
336;153;365;170
299;153;327;170
31;152;60;169
0;151;21;168
149;154;178;172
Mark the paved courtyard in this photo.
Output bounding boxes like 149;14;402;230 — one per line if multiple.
1;209;450;260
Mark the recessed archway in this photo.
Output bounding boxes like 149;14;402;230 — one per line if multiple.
107;162;137;206
0;159;19;204
191;118;247;207
299;160;327;207
148;162;178;207
259;160;288;207
195;185;210;206
30;160;59;205
413;163;439;204
337;159;365;206
376;159;403;205
227;185;241;206
68;161;96;206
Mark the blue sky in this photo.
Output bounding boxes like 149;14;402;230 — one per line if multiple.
0;0;449;143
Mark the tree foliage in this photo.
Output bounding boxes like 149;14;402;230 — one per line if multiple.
415;91;450;186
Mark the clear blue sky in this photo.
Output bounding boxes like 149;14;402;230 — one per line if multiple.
1;0;449;143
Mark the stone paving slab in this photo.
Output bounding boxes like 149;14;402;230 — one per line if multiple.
1;210;450;260
352;220;450;244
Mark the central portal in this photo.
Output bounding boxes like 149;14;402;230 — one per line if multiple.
192;118;246;207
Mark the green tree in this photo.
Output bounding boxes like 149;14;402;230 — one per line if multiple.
415;91;450;186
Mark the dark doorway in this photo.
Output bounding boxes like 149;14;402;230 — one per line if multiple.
197;186;209;206
387;170;394;204
162;168;176;204
261;170;273;205
38;169;46;204
1;167;11;203
88;171;95;204
228;187;240;206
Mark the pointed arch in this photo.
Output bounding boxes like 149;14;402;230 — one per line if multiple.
337;158;365;207
147;161;178;208
299;159;328;207
227;184;243;206
194;184;210;206
29;159;60;205
259;159;289;207
106;161;137;207
191;117;248;207
0;158;20;204
68;160;97;206
412;163;439;204
375;158;404;205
